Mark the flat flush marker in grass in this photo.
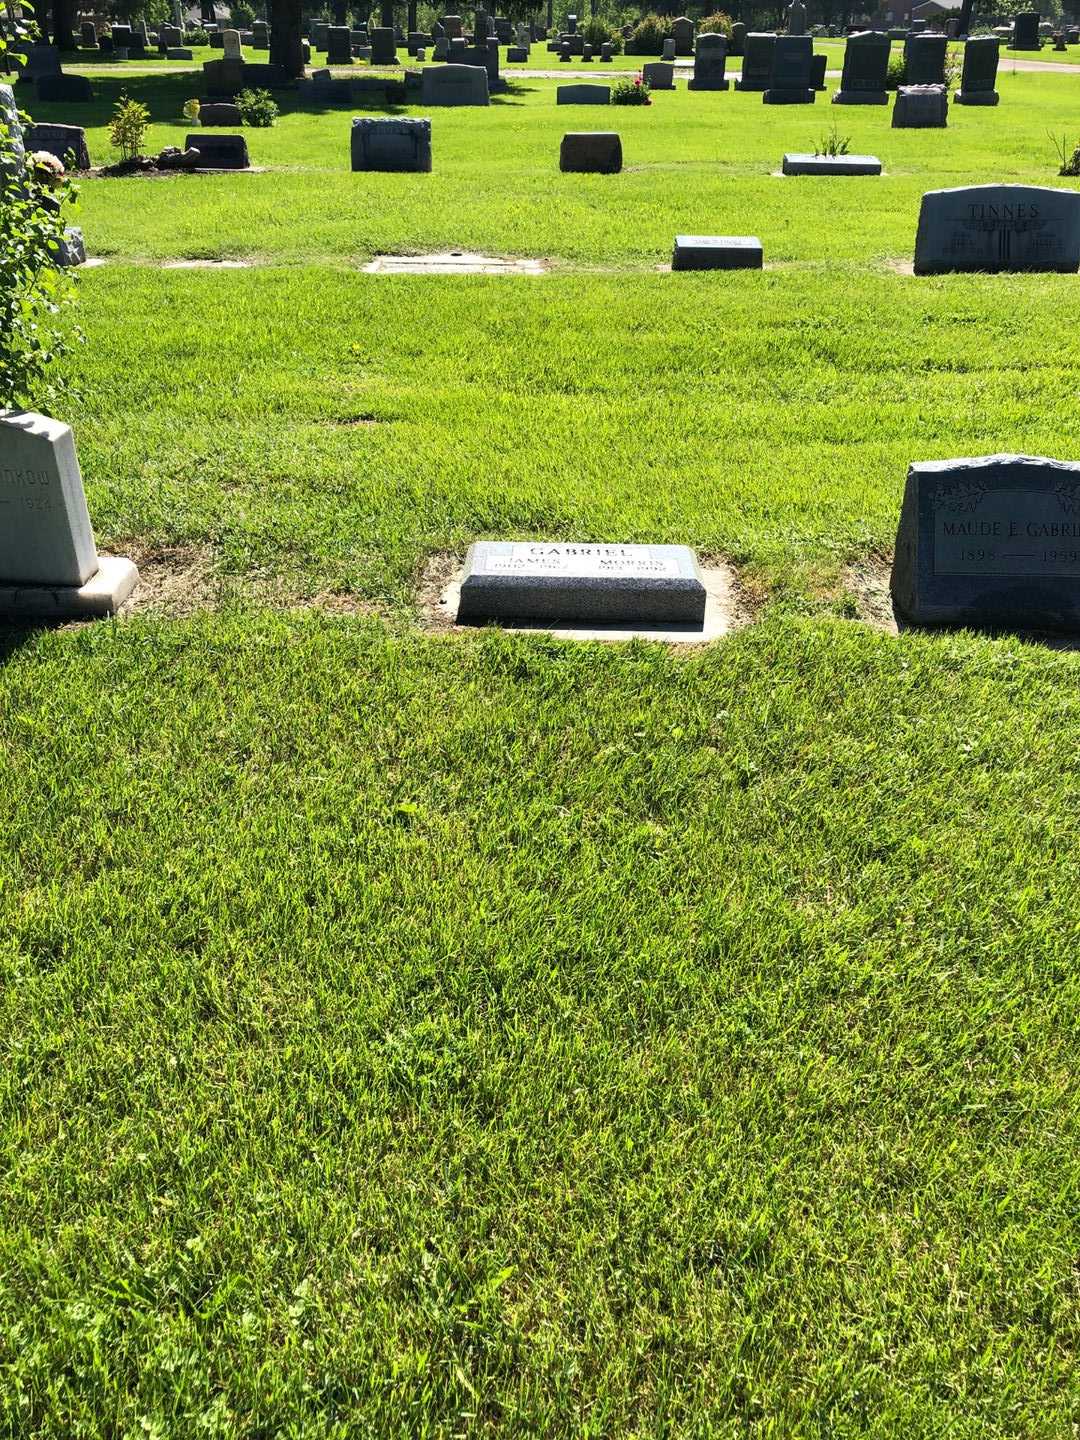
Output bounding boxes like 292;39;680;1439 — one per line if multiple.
362;252;548;274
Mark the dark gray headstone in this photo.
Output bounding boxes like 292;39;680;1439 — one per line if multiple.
914;183;1080;274
764;33;814;102
184;132;250;167
351;116;431;170
326;25;353;62
734;32;775;90
557;83;610;103
199;101;242;124
420;63;489;105
834;29;891;103
905;33;946;83
892;83;947;127
891;455;1080;631
955;36;999;103
80;21;98;46
24;44;62;78
1010;10;1041;48
672;235;763;269
370;27;398;62
559;131;622;172
26;123;91;169
458;543;707;625
36;74;94;103
642;61;674;88
688;32;728;90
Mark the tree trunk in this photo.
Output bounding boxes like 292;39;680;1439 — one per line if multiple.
381;0;394;28
51;0;74;51
32;0;50;45
269;0;304;76
957;0;974;36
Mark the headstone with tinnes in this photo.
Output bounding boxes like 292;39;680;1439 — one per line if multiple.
326;25;353;62
672;234;763;269
734;32;775;89
892;83;947;127
905;32;946;83
672;15;694;54
833;29;890;103
370;27;398;62
559;131;622;172
420;62;489;104
642;61;674;88
764;33;814;102
557;83;610;103
0;411;138;618
688;32;729;89
914;183;1080;274
1010;10;1040;47
457;543;707;625
954;36;999;103
26;123;91;169
351;116;431;170
891;455;1080;631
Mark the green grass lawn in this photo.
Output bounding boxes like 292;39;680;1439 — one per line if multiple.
4;63;1080;1440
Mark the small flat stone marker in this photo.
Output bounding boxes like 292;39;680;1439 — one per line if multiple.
0;410;138;618
672;235;763;270
782;152;881;175
457;542;707;625
891;454;1080;631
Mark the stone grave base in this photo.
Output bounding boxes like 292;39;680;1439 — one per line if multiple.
0;556;138;620
832;89;887;104
363;251;547;274
953;90;999;105
763;87;815;104
782;152;881;175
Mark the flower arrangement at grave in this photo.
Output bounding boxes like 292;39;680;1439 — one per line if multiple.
611;73;652;105
183;98;201;121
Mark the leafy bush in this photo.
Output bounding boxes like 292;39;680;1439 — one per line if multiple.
583;17;622;52
0;116;79;409
814;122;850;156
628;13;672;53
230;2;256;27
1051;132;1080;175
611;73;651;104
235;87;279;126
186;26;211;45
885;51;906;88
109;92;150;161
699;11;733;38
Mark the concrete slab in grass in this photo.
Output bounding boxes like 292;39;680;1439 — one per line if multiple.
782;152;881;175
672;235;762;270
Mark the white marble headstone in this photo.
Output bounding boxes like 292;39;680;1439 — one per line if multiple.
0;411;98;585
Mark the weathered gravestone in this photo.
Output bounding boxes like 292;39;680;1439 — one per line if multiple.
672;235;763;269
905;32;946;83
199;101;243;124
734;32;775;90
160;24;183;48
600;41;613;60
0;411;139;618
25;123;91;169
954;36;999;104
184;131;250;166
457;543;707;625
1010;10;1041;47
642;61;674;88
559;131;622;172
688;32;729;90
326;25;353;62
222;28;244;58
833;29;890;104
443;14;464;38
421;63;489;104
782;151;881;173
764;33;815;102
351;116;432;170
24;44;62;78
557;83;610;103
914;183;1080;274
672;16;694;54
892;84;948;127
661;36;676;59
891;454;1080;631
80;21;98;46
36;74;94;102
370;27;399;62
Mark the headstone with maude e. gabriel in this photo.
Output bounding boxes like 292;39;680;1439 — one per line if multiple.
0;411;138;617
914;183;1080;274
457;543;707;625
891;454;1080;631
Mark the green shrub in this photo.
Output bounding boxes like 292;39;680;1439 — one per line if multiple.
109;92;150;161
230;2;256;27
628;12;672;53
1051;132;1080;175
583;17;622;52
885;51;906;88
814;122;851;157
235;87;279;126
699;11;733;38
186;26;211;45
0;114;79;409
611;72;651;104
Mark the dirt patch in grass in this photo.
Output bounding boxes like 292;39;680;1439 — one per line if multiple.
883;257;916;276
844;556;899;634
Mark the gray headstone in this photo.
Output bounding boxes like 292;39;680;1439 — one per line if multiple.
559;131;621;172
222;27;243;59
184;132;250;167
557;83;610;103
672;16;694;54
661;36;676;59
891;455;1080;631
420;63;489;105
80;21;98;46
370;27;398;63
458;543;707;625
955;36;1000;103
351;116;432;171
199;102;243;124
734;32;775;90
914;183;1080;274
24;44;62;79
642;61;674;88
25;123;91;170
326;25;353;62
833;29;889;103
443;14;463;38
0;410;98;585
892;83;948;127
1010;10;1040;47
167;47;194;59
905;32;946;83
672;235;763;270
764;33;814;102
688;32;728;90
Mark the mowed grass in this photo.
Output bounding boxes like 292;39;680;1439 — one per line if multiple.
4;65;1080;1439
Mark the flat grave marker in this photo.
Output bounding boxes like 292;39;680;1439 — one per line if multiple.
672;235;763;270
